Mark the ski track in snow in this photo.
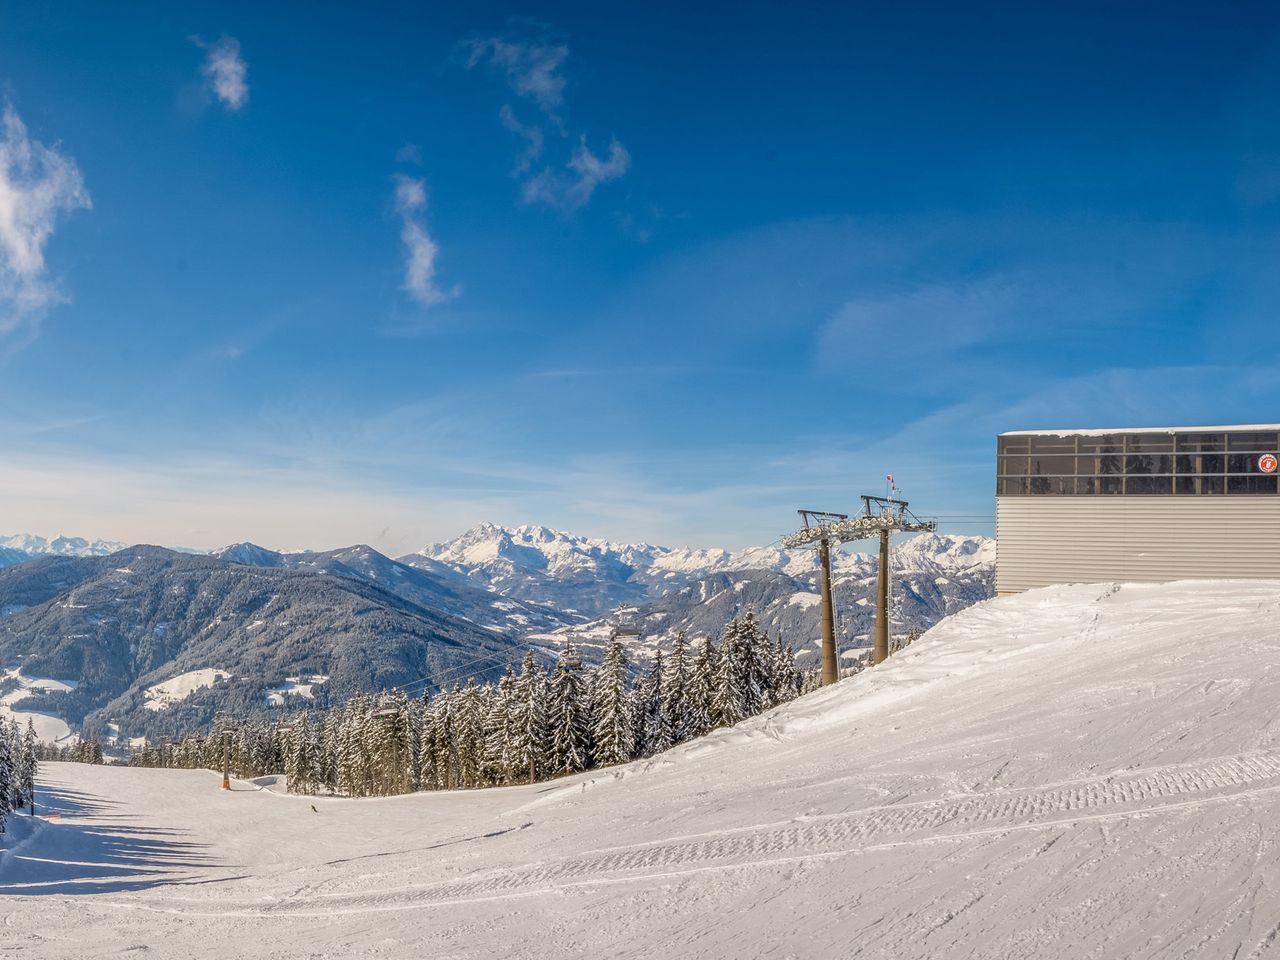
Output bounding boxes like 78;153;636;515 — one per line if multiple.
94;751;1280;917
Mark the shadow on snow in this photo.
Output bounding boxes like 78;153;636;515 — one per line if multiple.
0;782;229;896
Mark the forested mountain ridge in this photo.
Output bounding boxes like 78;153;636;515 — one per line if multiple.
0;547;525;742
0;526;994;745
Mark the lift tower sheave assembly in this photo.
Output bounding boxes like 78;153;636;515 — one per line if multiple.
783;496;937;681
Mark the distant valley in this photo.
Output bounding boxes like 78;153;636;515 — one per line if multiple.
0;524;994;744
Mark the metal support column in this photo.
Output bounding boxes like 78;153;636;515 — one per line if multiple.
819;536;838;685
872;529;890;665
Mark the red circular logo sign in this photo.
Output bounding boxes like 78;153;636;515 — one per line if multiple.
1261;454;1279;474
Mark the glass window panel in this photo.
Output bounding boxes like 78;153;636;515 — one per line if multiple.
1201;454;1224;474
1029;436;1076;455
1098;454;1123;475
1050;477;1076;495
1031;455;1074;475
1099;476;1124;495
1227;454;1260;474
1000;477;1028;495
1127;475;1172;494
1076;437;1105;454
1175;477;1198;495
1200;476;1224;495
1126;434;1173;453
1124;454;1171;475
999;437;1029;455
1125;454;1153;475
1077;476;1097;494
1029;476;1051;495
998;455;1028;477
1228;431;1278;451
1175;455;1197;475
1228;475;1279;494
1075;455;1096;475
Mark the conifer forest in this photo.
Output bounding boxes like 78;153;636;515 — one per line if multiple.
127;615;819;796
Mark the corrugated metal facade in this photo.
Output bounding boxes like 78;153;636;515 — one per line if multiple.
996;496;1280;593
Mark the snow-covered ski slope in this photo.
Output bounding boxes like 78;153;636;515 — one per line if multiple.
6;580;1280;959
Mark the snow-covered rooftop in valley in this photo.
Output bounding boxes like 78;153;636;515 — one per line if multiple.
142;668;230;711
1000;423;1280;436
8;580;1280;957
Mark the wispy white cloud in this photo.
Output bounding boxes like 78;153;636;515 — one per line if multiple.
393;174;457;308
467;36;568;114
0;104;91;341
396;143;423;165
499;105;544;174
467;27;630;213
195;35;249;111
522;135;630;213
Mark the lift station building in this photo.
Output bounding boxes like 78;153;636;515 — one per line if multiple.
996;425;1280;594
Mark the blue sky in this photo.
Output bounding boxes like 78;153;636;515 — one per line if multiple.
3;1;1280;552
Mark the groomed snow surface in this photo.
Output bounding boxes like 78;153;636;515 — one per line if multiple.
6;580;1280;958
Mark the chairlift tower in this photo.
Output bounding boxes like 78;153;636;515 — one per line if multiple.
784;496;937;680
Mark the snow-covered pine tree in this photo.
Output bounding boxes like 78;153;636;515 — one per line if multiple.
632;651;663;758
453;680;485;789
660;632;691;746
740;612;775;713
0;720;14;832
712;618;747;728
772;640;801;705
366;693;412;796
484;668;517;785
285;711;316;795
511;652;550;783
430;687;457;789
685;635;718;739
12;719;36;813
548;645;591;776
337;696;370;797
593;635;634;767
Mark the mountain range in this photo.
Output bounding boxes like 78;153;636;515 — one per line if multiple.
0;524;994;744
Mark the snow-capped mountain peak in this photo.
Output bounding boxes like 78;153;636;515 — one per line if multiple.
0;533;126;559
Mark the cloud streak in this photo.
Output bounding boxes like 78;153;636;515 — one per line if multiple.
467;36;568;114
0;104;91;340
467;27;630;213
393;174;456;308
522;135;630;212
196;35;249;111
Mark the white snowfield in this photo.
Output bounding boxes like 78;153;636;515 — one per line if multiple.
142;668;230;711
6;580;1280;958
0;670;78;745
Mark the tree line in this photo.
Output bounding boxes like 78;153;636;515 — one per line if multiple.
0;718;38;833
129;614;820;796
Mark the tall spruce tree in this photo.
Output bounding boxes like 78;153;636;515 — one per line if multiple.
512;652;550;783
548;647;591;776
632;651;664;758
593;635;634;767
685;636;718;739
661;632;691;746
483;669;517;785
0;721;14;832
